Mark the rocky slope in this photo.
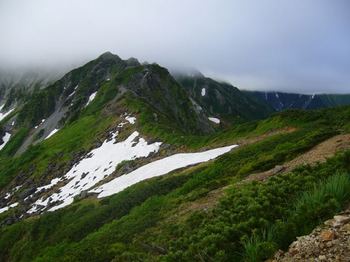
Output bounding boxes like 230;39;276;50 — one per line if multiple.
0;69;60;110
175;73;273;123
244;91;350;111
271;207;350;261
0;52;215;156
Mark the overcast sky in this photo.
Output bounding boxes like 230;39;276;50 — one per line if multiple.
0;0;349;93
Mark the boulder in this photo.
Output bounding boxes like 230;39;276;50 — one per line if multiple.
320;230;335;241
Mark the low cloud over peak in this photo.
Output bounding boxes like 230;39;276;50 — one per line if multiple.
0;0;349;93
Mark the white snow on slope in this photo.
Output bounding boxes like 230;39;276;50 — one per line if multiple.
201;88;206;96
4;192;11;200
28;130;162;213
0;132;11;150
0;202;18;214
125;116;136;124
45;129;59;140
208;117;220;124
35;178;61;193
91;144;238;198
85;92;97;107
0;105;15;122
34;119;46;129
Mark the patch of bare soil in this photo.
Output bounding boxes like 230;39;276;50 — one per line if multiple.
244;134;350;183
236;127;297;146
176;133;350;220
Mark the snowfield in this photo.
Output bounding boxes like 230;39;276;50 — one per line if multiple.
24;114;238;214
28;118;162;213
201;88;206;96
90;144;238;198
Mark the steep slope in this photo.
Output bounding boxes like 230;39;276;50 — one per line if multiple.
0;52;213;157
0;52;220;214
1;54;350;261
175;73;274;123
0;104;350;261
244;90;350;111
0;70;59;110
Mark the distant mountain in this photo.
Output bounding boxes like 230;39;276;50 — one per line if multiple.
244;91;350;111
0;70;60;110
174;73;274;123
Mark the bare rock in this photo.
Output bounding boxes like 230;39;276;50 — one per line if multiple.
320;230;335;241
333;215;350;227
272;165;285;174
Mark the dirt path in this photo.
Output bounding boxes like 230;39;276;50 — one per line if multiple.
176;133;350;218
243;134;350;183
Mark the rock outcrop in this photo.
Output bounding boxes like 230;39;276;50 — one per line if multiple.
271;207;350;261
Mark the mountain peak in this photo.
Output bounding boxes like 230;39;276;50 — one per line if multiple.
97;51;122;62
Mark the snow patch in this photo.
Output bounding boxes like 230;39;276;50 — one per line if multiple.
85;92;97;107
14;185;22;191
45;129;59;140
0;202;18;214
35;178;61;193
118;114;136;127
201;88;206;96
28;131;161;213
34;119;46;129
208;117;220;124
68;91;75;98
91;144;238;198
4;192;11;200
0;105;15;122
125;116;136;124
0;132;11;150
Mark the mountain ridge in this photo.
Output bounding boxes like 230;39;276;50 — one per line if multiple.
1;52;350;261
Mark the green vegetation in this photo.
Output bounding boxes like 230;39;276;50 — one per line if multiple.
1;52;350;261
0;114;349;260
242;172;350;261
177;74;274;121
0;127;29;157
0;113;114;188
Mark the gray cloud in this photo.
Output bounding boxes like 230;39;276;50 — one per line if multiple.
0;0;349;93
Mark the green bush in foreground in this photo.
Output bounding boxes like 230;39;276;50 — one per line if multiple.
242;172;350;262
159;152;350;261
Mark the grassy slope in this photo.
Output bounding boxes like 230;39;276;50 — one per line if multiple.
0;79;120;188
0;106;349;261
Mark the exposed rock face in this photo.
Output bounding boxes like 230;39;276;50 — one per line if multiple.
175;73;273;121
271;208;350;261
245;91;350;112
